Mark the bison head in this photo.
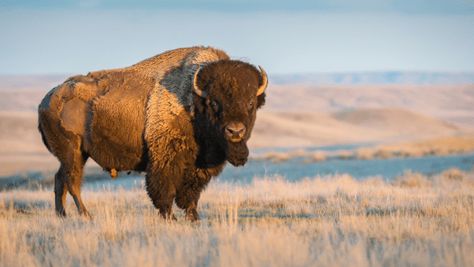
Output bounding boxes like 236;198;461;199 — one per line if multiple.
192;60;268;166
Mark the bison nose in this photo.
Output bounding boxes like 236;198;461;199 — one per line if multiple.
225;122;246;142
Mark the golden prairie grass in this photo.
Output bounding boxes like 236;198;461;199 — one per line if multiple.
1;169;474;267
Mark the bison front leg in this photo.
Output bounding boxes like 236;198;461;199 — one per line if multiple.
143;110;198;220
175;172;212;221
145;171;177;220
175;183;201;221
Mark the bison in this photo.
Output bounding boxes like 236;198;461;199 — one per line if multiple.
38;46;268;220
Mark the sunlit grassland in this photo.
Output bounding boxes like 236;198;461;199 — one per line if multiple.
1;169;474;267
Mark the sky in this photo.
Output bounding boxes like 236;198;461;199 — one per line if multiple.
0;0;473;75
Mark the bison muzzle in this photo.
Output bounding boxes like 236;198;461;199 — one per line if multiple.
38;46;268;220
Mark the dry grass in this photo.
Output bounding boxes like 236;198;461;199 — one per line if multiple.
1;169;474;267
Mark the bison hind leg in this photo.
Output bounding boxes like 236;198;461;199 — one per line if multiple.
53;151;91;218
39;99;91;218
54;166;68;217
66;152;91;218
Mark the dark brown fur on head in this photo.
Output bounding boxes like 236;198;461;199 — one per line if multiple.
192;60;266;167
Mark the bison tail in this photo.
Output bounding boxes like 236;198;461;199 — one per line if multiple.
38;120;52;153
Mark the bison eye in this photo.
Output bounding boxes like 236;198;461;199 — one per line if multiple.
247;100;254;111
211;100;219;113
206;99;220;113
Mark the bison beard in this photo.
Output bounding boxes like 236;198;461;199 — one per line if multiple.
193;120;249;168
227;142;249;166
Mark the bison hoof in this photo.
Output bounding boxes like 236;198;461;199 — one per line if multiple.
185;209;200;222
159;210;177;221
56;209;67;218
162;214;177;221
80;210;93;220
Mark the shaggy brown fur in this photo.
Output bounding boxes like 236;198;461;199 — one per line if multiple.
38;46;267;220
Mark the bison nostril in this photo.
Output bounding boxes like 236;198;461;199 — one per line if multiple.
226;128;235;135
225;122;246;138
226;127;242;136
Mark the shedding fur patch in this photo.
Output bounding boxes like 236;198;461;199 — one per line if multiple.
86;72;151;171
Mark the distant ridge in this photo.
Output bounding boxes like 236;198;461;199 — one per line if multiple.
270;72;474;85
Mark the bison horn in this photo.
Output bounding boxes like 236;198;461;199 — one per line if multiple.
257;65;268;96
193;66;207;98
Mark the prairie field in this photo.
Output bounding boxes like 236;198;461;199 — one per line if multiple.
1;76;473;266
1;169;474;267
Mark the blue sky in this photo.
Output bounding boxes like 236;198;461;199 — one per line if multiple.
0;0;473;74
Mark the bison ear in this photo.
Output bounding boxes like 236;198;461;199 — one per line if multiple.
257;92;266;109
193;66;207;98
256;65;268;96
